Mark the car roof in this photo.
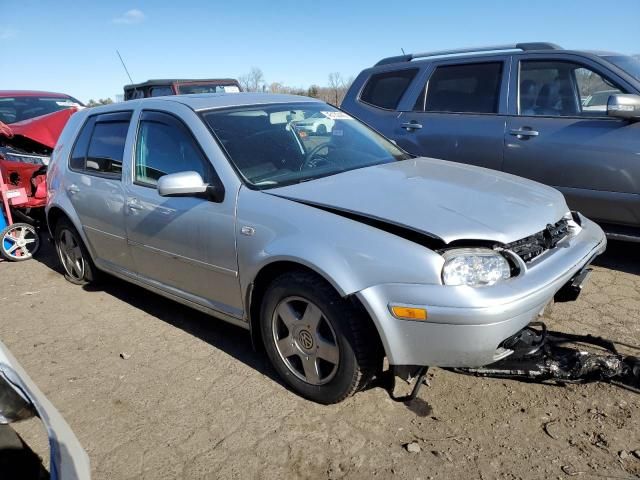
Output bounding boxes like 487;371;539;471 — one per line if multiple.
105;92;324;112
0;90;74;98
372;43;626;69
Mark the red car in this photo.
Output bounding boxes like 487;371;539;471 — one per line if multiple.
0;91;82;221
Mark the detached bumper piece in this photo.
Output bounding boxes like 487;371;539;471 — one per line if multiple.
554;268;592;303
452;323;640;392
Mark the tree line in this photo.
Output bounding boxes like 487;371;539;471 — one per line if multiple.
238;67;354;106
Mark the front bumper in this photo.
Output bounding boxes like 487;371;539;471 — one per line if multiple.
356;216;607;367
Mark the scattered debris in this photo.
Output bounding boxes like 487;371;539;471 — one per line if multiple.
633;450;640;459
543;420;559;439
561;465;585;476
119;352;131;360
618;450;629;460
405;442;421;454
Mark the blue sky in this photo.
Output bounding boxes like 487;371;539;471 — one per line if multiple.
1;0;638;102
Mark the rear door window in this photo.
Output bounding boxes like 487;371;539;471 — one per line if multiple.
360;69;418;110
421;62;503;113
70;112;132;177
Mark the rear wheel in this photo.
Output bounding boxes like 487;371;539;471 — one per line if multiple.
260;271;380;404
0;223;40;261
53;219;98;285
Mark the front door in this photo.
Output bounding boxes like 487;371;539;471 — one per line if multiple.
124;110;242;318
503;56;640;227
394;59;509;171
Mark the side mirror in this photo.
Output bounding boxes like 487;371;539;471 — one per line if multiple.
157;171;225;203
607;94;640;121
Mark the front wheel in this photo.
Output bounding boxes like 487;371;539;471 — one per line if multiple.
260;271;380;404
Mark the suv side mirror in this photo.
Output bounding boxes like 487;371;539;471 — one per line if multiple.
156;171;225;204
607;94;640;121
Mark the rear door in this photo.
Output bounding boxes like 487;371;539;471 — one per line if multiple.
66;111;134;272
503;54;640;227
393;57;510;170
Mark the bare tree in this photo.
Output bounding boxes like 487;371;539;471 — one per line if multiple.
327;72;344;105
239;67;265;92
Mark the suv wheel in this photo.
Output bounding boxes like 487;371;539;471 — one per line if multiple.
54;219;98;285
260;271;379;404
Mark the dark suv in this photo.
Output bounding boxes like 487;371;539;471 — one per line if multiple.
342;43;640;240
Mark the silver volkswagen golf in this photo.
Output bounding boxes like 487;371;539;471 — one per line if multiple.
46;93;606;404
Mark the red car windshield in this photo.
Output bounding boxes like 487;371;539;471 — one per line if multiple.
0;96;83;124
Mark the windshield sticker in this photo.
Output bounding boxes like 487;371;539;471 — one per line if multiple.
55;100;80;107
332;129;344;136
321;111;352;120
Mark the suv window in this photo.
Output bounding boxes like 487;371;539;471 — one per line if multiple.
360;69;418;110
150;86;174;97
134;111;212;186
419;62;503;114
519;60;625;117
70;112;132;177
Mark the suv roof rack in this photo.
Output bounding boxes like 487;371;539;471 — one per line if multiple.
375;42;562;66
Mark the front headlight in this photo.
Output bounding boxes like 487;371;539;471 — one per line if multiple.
442;248;511;287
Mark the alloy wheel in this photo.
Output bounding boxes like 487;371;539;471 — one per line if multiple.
271;296;340;385
57;229;85;281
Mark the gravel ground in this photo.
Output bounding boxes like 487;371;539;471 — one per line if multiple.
1;240;639;480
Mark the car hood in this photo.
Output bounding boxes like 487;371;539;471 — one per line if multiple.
1;108;79;149
269;157;568;245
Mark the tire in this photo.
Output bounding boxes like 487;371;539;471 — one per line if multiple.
53;218;98;285
0;223;40;261
316;124;327;135
260;271;380;404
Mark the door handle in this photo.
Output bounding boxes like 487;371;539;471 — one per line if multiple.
127;198;143;211
509;128;539;138
66;184;80;195
401;122;423;131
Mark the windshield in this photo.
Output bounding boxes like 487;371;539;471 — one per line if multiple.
203;102;411;189
0;96;83;124
604;55;640;82
178;83;241;95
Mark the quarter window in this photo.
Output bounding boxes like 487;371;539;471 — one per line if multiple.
421;62;503;114
518;60;625;117
70;112;131;177
360;69;418;110
135;111;212;186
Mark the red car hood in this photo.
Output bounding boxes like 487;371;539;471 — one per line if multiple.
0;108;79;149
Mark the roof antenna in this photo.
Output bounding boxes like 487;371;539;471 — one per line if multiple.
116;50;134;84
401;48;406;55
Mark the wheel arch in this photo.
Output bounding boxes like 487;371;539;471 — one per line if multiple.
46;205;96;260
247;259;385;361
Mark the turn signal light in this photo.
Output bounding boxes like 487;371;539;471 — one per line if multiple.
391;306;427;321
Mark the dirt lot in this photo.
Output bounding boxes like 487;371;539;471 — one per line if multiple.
1;240;639;480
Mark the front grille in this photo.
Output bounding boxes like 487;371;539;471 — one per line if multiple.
504;218;569;263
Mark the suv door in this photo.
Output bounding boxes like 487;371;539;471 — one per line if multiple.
124;109;242;317
503;54;640;228
393;57;509;170
66;111;134;272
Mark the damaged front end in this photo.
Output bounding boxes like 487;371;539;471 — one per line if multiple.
453;323;640;392
0;109;77;223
